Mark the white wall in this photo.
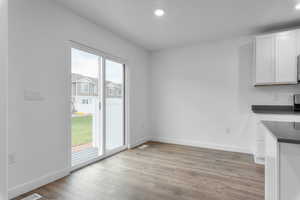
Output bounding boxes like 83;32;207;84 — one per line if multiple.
0;0;8;199
8;0;149;197
150;38;300;154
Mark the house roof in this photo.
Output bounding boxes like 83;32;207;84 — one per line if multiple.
72;73;98;84
72;73;122;88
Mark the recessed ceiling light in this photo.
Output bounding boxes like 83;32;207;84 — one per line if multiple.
154;9;165;17
295;3;300;10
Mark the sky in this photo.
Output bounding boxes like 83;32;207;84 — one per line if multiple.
72;48;123;84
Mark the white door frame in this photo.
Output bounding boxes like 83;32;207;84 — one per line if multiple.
0;0;8;198
67;41;130;171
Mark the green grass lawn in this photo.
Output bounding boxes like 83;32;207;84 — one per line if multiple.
72;115;93;147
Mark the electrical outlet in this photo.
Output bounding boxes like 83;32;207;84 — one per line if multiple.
226;128;231;134
24;90;44;101
273;93;279;102
8;153;16;165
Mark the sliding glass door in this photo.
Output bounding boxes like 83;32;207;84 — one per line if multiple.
70;44;126;169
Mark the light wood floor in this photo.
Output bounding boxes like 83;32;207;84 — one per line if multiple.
15;142;264;200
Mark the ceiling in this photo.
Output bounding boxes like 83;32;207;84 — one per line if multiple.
55;0;300;51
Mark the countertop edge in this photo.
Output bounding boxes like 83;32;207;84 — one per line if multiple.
261;121;300;145
252;105;300;115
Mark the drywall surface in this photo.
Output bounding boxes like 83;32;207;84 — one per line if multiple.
0;0;8;199
8;0;149;196
150;38;300;153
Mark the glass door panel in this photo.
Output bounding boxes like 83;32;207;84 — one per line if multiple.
71;48;102;166
105;59;125;151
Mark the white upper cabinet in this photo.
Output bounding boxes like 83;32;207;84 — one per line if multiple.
255;35;276;84
276;31;297;83
255;30;298;85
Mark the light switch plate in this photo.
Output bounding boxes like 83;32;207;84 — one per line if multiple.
24;90;44;101
8;153;16;165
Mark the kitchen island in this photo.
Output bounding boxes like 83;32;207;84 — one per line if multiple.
262;121;300;200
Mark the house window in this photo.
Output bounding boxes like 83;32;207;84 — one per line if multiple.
81;83;89;94
81;99;89;104
72;82;77;96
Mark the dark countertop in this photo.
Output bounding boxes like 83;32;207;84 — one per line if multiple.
252;105;300;115
262;121;300;144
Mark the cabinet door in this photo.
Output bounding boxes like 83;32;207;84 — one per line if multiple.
265;131;279;200
280;143;300;200
254;122;266;163
276;31;297;83
255;35;276;85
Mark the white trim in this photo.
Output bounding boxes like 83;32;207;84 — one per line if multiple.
254;156;265;165
124;64;131;150
69;40;128;65
129;137;151;149
0;1;8;199
151;137;253;154
8;168;70;200
101;55;106;155
66;41;72;171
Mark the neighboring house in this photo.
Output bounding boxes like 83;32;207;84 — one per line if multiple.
72;73;98;97
72;73;123;114
106;81;123;98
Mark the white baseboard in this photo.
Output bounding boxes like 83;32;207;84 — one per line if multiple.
129;137;151;149
8;168;70;199
254;156;265;165
151;137;253;154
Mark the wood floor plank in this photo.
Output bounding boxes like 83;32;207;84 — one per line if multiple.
14;142;264;200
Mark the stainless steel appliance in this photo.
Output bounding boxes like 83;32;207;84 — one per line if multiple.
298;56;300;82
294;94;300;111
